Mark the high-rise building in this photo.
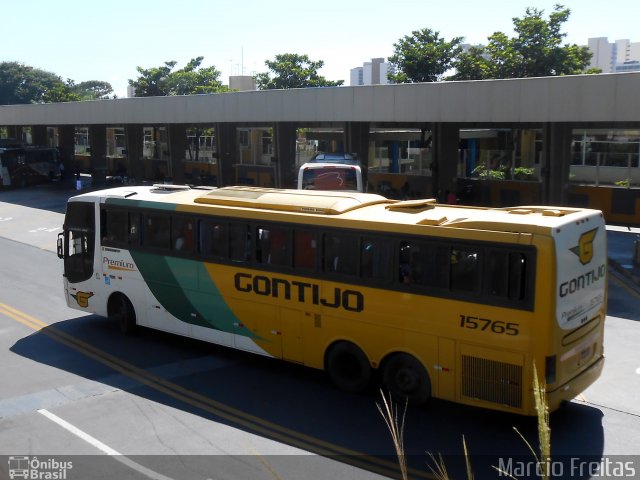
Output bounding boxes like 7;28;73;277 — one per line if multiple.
350;58;393;86
588;37;640;73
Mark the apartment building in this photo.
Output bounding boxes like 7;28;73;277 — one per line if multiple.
350;58;393;86
588;37;640;73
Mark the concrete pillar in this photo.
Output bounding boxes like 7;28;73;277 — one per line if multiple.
345;122;370;187
432;123;460;199
15;127;25;143
168;124;187;184
58;126;75;182
31;125;47;146
274;122;297;188
89;125;107;185
542;122;572;205
124;125;144;183
216;123;237;186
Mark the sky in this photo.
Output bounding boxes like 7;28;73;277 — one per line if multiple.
1;0;637;98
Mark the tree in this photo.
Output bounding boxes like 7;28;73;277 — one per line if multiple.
449;45;493;81
129;57;228;97
73;80;114;100
387;28;464;83
451;5;594;80
0;62;114;104
256;53;343;90
0;62;75;104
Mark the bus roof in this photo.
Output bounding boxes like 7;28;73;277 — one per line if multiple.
78;185;603;235
194;186;380;214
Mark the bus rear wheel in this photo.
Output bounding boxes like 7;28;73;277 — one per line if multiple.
326;341;372;393
109;294;137;335
383;353;431;405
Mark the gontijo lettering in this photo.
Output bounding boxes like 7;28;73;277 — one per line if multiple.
559;263;606;297
234;272;364;312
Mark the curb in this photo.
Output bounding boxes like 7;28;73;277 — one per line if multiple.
608;256;640;293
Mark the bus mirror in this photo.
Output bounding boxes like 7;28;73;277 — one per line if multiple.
57;232;64;259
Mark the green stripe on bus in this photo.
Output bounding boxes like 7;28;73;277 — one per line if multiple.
130;251;258;339
105;198;178;211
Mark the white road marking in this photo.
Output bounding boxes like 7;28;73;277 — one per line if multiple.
38;409;175;480
28;227;59;233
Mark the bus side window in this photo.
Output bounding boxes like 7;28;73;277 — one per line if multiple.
487;250;528;301
450;247;481;293
144;214;170;250
399;242;412;283
257;226;290;267
171;216;194;253
199;220;227;258
229;223;251;262
323;233;357;275
361;236;392;281
101;209;127;245
293;229;317;271
399;241;447;287
508;252;527;300
128;212;140;246
487;250;509;297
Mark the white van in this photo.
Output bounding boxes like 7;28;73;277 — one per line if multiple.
297;162;364;192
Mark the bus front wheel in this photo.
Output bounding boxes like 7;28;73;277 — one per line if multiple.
109;294;137;335
326;341;372;393
383;353;431;405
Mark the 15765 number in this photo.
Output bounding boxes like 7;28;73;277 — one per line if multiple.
459;315;519;335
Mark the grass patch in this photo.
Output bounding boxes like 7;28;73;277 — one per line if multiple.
378;364;551;480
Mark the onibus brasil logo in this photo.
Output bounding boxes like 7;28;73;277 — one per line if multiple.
8;456;73;479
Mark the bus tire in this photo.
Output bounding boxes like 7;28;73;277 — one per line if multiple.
109;294;137;335
382;353;431;405
326;341;372;393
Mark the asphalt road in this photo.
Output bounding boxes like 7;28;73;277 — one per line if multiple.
0;185;639;480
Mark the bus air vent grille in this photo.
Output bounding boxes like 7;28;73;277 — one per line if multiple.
461;355;522;408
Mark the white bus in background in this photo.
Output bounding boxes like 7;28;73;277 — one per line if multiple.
297;162;364;192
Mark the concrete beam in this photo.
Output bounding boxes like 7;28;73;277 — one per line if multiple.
1;74;638;126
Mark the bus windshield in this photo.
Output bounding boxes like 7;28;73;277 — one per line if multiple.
298;163;362;191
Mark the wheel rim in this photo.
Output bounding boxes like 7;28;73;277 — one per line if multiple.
383;354;431;404
394;366;419;393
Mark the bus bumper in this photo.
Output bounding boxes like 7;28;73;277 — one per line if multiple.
547;355;605;412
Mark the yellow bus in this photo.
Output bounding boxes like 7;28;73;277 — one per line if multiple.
57;185;606;415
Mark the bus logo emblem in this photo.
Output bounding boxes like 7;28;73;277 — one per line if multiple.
71;291;94;308
570;228;597;265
